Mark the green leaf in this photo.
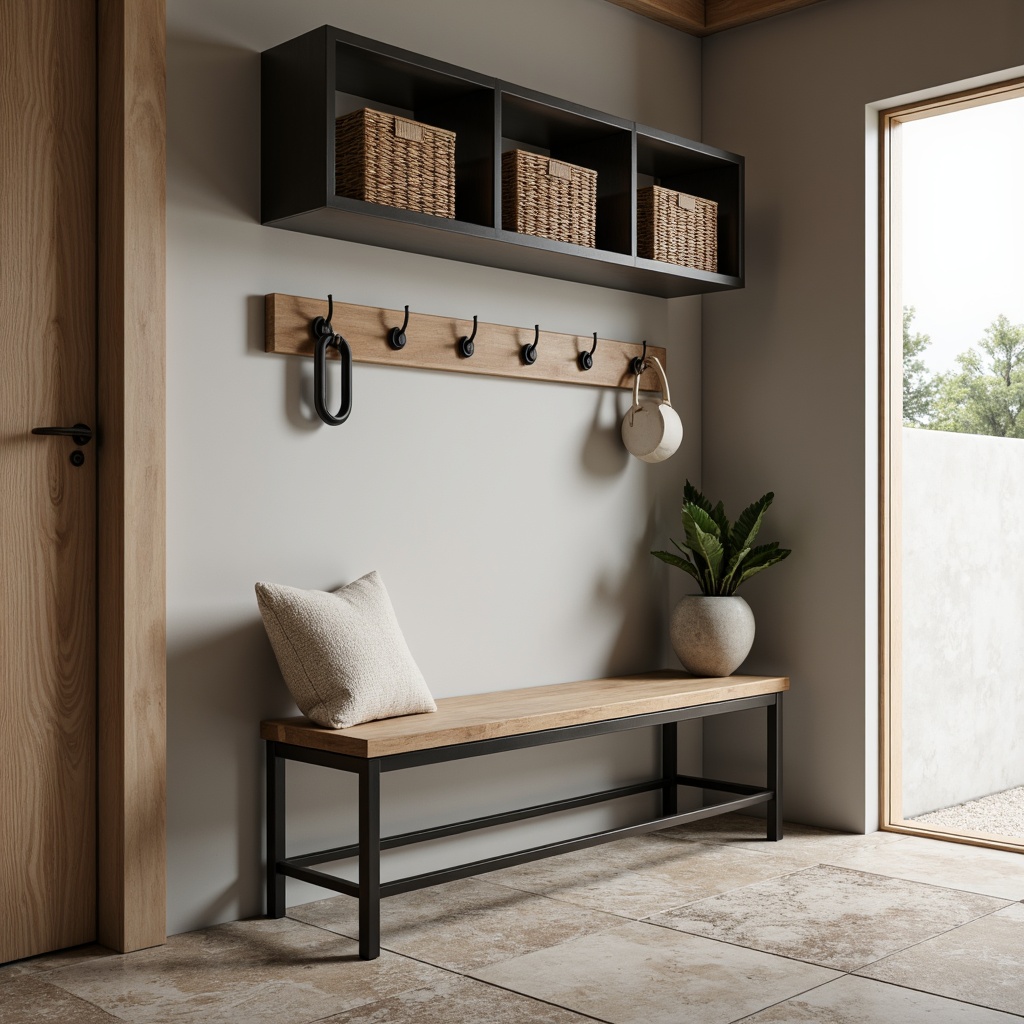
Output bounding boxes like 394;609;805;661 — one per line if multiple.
709;500;730;542
682;504;722;591
692;523;725;590
719;545;751;596
684;502;722;541
670;536;692;557
737;550;790;586
735;544;791;587
683;480;714;517
729;492;774;552
740;542;785;571
651;549;703;586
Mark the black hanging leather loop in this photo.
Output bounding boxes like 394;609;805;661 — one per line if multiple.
311;294;353;426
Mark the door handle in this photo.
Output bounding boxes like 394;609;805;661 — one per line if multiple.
31;423;93;446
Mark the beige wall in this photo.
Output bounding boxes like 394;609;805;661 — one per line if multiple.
166;0;703;934
701;0;1024;830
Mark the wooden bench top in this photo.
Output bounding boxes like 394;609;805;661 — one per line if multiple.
261;671;789;758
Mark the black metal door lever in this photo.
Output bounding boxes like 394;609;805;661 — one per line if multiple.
31;423;93;445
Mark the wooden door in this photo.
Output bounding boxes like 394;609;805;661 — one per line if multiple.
0;0;98;963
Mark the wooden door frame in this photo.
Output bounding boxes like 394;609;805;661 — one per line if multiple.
96;0;167;951
879;77;1024;855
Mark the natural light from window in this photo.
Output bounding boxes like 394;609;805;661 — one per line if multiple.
903;95;1024;373
901;96;1024;435
893;89;1024;846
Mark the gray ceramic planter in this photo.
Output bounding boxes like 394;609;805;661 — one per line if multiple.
670;595;755;677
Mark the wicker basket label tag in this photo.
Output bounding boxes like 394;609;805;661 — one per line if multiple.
393;118;424;143
547;160;572;180
676;193;696;212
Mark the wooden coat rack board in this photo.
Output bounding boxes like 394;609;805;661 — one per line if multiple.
265;293;667;391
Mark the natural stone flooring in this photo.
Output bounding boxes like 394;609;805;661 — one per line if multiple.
4;814;1024;1023
910;785;1024;840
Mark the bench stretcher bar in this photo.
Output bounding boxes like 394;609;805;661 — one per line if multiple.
266;692;783;960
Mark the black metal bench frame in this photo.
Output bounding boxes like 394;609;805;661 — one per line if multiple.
265;691;782;960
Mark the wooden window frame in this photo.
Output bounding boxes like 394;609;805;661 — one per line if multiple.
879;77;1024;854
96;0;167;950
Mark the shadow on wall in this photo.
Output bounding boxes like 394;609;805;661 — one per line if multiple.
167;33;261;219
581;388;630;478
166;618;296;930
165;433;665;931
244;295;322;433
597;504;663;675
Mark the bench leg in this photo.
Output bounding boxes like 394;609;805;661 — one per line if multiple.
358;759;382;960
767;694;783;841
661;721;678;817
266;742;286;917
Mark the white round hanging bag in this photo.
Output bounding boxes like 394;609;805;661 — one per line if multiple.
620;356;683;463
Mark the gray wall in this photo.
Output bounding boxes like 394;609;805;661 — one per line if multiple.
901;428;1024;817
166;0;703;935
700;0;1024;831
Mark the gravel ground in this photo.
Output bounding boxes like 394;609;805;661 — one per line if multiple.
909;784;1024;838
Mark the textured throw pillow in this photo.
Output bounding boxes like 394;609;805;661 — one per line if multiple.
255;571;436;729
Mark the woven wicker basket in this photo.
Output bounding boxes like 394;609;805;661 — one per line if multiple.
335;108;456;219
502;150;597;248
637;185;717;273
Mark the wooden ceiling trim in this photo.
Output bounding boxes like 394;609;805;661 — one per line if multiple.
605;0;827;35
704;0;826;32
606;0;706;35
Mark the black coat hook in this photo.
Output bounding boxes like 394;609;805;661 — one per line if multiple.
579;332;598;371
522;324;540;365
311;292;335;338
389;305;410;350
312;294;352;426
631;339;648;376
458;315;478;358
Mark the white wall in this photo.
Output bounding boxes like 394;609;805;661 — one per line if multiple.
166;0;703;934
700;0;1024;830
901;428;1024;817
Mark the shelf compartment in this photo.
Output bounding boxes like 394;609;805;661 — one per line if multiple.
262;26;745;298
500;86;633;256
636;125;743;281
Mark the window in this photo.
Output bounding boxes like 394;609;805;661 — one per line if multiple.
881;80;1024;852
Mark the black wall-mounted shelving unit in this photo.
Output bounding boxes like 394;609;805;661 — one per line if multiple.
261;26;744;299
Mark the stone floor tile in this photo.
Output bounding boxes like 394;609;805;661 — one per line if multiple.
0;943;113;984
648;863;1009;972
471;920;839;1024
322;972;595;1023
44;916;443;1024
737;974;1023;1022
289;876;622;972
0;975;122;1024
488;833;811;918
659;812;908;864
858;901;1024;1016
824;835;1024;900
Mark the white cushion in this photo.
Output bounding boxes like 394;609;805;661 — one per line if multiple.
255;571;436;729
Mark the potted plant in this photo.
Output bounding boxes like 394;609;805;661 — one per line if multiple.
652;481;791;677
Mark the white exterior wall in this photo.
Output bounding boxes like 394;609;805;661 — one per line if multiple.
902;428;1024;817
166;0;703;935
